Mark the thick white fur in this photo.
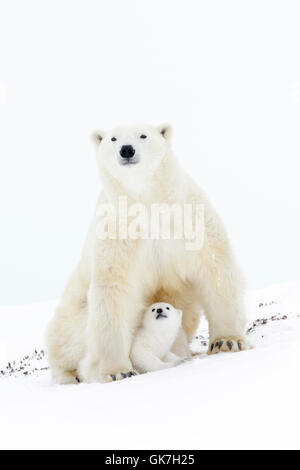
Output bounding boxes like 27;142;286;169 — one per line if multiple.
131;302;186;373
46;124;249;384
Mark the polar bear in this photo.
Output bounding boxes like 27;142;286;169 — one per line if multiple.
131;302;187;374
46;124;250;384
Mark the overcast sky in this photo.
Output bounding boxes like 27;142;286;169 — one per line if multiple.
0;0;299;304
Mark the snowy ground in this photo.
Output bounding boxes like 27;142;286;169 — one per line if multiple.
0;283;299;450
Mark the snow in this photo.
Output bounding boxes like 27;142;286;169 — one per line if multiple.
0;283;300;450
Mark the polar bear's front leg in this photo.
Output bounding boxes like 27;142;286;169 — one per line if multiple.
199;254;251;355
78;282;140;383
79;236;144;383
204;289;251;355
205;293;250;355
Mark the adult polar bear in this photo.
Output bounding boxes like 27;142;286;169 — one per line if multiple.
46;124;249;384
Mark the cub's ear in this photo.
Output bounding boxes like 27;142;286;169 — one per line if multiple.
157;124;172;141
177;309;183;318
91;130;105;147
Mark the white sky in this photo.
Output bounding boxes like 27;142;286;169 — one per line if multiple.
0;0;300;304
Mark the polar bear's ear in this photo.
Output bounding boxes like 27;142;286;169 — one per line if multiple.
157;124;172;141
177;309;183;319
91;130;105;147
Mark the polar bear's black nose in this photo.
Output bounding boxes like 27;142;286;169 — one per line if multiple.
156;308;163;314
120;145;135;159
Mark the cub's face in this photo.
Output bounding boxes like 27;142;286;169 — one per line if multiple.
144;302;182;330
92;124;171;187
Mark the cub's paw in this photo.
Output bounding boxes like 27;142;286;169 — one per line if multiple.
103;370;138;383
164;353;183;366
208;337;251;355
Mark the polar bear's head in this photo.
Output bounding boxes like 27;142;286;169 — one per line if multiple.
92;124;172;190
143;302;182;332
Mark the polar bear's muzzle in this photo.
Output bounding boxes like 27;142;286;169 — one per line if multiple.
155;308;168;320
118;145;139;166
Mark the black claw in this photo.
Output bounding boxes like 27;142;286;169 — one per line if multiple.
219;340;224;349
211;344;214;352
215;341;220;349
227;341;234;351
121;372;127;379
75;376;81;383
238;342;242;351
110;374;116;381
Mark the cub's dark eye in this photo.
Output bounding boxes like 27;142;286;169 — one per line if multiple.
166;307;170;310
152;309;155;312
111;137;117;142
140;134;147;139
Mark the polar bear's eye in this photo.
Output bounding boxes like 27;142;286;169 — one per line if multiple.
166;307;170;310
111;137;117;142
152;309;155;312
140;134;147;139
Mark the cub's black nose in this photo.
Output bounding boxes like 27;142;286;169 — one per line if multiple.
120;145;135;159
156;308;163;314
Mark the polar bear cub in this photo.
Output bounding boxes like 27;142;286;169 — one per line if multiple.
131;302;186;373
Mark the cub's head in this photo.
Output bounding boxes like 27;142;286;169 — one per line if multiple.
91;124;172;187
143;302;182;331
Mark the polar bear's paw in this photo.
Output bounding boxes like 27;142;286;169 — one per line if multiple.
103;370;138;383
208;337;251;355
52;368;80;385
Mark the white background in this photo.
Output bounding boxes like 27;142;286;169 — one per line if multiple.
0;0;299;305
